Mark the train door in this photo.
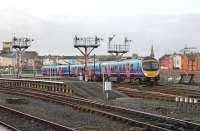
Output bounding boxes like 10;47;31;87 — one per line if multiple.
49;67;51;76
96;64;101;78
130;63;135;78
58;66;61;76
88;65;92;78
71;66;75;76
63;65;66;76
53;66;56;76
47;68;49;76
75;66;78;76
118;63;122;76
107;64;111;78
125;62;130;79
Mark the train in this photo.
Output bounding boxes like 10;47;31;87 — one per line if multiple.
41;57;160;82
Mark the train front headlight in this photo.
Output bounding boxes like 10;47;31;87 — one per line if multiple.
143;72;148;76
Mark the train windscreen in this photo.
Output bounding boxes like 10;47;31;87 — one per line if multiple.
142;61;159;71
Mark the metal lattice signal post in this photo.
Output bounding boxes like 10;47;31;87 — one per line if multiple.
108;35;131;56
74;36;102;81
12;36;34;78
107;35;132;82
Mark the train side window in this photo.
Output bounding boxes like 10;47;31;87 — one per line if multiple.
119;65;121;71
102;65;104;72
123;64;125;71
126;63;129;69
131;64;134;71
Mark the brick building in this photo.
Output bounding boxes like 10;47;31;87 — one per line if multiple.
159;54;174;69
159;53;200;71
182;53;200;71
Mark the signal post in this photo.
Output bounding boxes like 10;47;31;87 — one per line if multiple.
74;36;102;81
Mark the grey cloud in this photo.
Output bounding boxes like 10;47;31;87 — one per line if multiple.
0;10;200;58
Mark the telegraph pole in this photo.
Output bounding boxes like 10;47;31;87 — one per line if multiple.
12;36;34;78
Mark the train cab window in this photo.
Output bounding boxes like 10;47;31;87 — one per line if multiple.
142;61;159;71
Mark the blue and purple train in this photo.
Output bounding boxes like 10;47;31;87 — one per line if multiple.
42;57;160;82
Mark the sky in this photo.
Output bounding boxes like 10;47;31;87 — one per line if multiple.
0;0;200;58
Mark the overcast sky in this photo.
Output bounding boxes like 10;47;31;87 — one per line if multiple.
0;0;200;58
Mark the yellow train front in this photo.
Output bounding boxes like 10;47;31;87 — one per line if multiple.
141;57;160;82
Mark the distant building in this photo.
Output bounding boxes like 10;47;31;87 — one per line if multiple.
180;47;199;54
182;53;200;71
22;51;40;69
132;53;139;59
0;54;15;68
159;47;200;71
2;41;13;53
159;54;173;69
173;54;182;69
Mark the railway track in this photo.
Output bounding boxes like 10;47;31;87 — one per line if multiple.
0;104;77;131
0;85;200;131
0;121;21;131
116;87;176;101
114;83;200;101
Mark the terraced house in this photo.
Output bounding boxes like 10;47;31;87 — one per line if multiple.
159;47;200;72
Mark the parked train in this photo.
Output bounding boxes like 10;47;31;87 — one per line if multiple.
42;57;160;82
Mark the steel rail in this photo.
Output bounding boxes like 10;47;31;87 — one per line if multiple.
0;121;22;131
0;104;77;131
